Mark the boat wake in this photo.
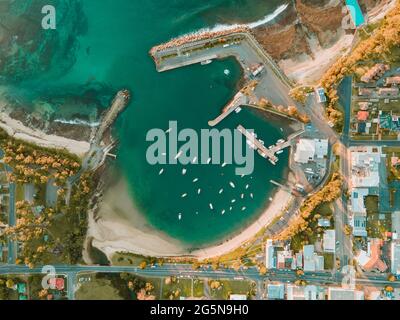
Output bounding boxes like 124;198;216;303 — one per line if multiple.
54;118;100;127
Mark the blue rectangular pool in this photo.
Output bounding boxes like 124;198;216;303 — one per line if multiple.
346;0;365;27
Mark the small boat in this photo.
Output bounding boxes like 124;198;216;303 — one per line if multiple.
219;188;224;194
241;207;246;211
277;139;285;144
241;194;244;199
209;203;214;210
197;188;201;195
182;168;187;175
276;150;283;155
245;184;249;190
181;193;187;198
229;182;236;188
178;213;182;220
159;169;164;175
234;107;241;114
231;199;236;203
280;128;283;132
269;197;273;201
201;59;212;65
221;209;225;215
193;178;199;183
175;150;183;160
222;162;227;168
195;211;199;215
250;193;254;199
229;206;233;211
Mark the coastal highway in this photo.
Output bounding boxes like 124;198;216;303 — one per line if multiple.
1;263;399;300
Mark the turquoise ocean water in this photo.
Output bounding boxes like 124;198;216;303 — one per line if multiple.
7;0;290;247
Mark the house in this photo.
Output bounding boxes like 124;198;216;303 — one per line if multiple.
328;287;365;300
358;87;373;96
357;122;367;134
360;64;389;83
267;283;285;300
49;277;65;291
265;239;276;269
385;76;400;85
17;283;27;294
378;87;399;97
358;102;370;110
357;110;369;121
356;238;388;272
276;248;295;269
230;294;247;300
323;230;336;253
302;245;324;272
391;240;400;275
352;213;368;237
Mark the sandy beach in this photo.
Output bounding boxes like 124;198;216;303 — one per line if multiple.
87;175;293;261
0;104;90;157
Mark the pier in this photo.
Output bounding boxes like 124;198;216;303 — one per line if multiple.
208;91;248;127
237;125;304;165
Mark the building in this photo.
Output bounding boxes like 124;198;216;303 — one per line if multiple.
287;285;326;300
265;239;276;269
385;76;400;85
378;87;399;97
357;110;369;121
315;87;327;103
328;287;365;300
230;294;247;300
360;63;389;83
350;146;381;188
294;139;328;164
49;277;65;291
302;245;324;272
267;283;285;300
358;87;373;96
276;247;295;269
358;102;370;110
391;240;400;275
318;218;331;227
356;238;388;272
323;230;336;253
315;139;329;159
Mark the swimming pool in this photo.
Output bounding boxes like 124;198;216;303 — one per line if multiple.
346;0;365;27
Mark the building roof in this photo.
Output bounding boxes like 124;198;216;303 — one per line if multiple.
265;239;275;269
360;64;389;83
328;287;365;300
267;283;285;300
350;147;381;188
386;76;400;85
323;230;336;253
351;188;369;214
356;238;388;272
230;294;247;300
391;241;400;275
294;139;316;164
358;102;370;110
379;87;399;96
357;111;369;121
314;139;329;159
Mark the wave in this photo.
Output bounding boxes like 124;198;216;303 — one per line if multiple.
54;118;100;127
176;3;289;37
248;3;289;28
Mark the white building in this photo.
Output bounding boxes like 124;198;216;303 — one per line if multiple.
303;245;324;272
287;285;325;300
328;287;365;300
350;146;381;188
323;230;336;253
265;239;276;269
267;283;285;300
391;241;400;275
294;139;328;164
230;294;247;300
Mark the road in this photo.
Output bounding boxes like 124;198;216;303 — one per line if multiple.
1;263;399;300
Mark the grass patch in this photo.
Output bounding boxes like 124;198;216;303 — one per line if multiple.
323;253;334;270
162;277;193;300
366;213;391;238
208;280;255;300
